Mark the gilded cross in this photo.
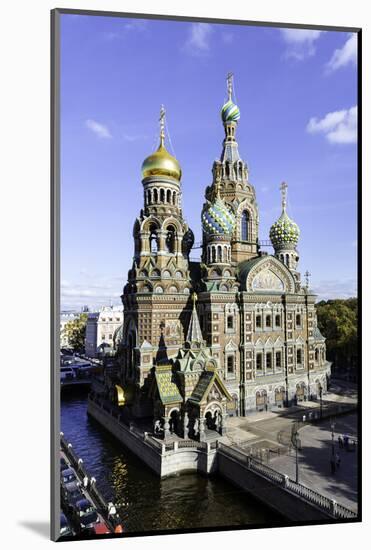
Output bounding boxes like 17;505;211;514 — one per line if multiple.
159;104;166;145
280;181;288;211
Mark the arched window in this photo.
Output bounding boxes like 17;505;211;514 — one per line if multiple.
166;189;171;203
173;191;176;205
160;188;165;203
149;225;158;253
153;188;158;203
165;225;176;254
241;211;249;241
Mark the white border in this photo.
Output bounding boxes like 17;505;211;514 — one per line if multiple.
1;0;368;548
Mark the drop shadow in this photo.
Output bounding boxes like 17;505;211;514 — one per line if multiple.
18;521;50;539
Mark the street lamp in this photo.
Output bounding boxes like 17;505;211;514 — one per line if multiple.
331;421;336;457
292;421;300;483
318;384;323;419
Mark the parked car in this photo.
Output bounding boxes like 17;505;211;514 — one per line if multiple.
60;512;73;537
62;481;83;509
92;522;111;535
60;457;69;472
61;366;76;380
61;468;77;486
72;499;99;531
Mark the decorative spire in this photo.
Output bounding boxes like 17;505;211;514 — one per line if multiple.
304;270;311;290
159;104;166;148
186;293;204;347
227;72;233;102
280;181;288;213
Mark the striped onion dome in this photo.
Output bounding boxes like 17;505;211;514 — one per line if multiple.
269;210;300;249
221;100;240;123
202;196;236;237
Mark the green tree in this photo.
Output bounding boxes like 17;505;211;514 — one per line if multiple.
62;313;88;352
316;298;358;370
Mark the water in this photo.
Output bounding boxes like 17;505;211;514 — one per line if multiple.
61;393;282;534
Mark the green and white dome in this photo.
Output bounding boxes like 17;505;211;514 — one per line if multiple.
270;210;300;249
202;195;236;237
221;100;240;123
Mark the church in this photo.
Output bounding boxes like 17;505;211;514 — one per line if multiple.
106;75;331;440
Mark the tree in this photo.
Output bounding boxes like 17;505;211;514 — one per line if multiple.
62;313;88;352
316;298;358;371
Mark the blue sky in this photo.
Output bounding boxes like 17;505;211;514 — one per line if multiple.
60;14;358;311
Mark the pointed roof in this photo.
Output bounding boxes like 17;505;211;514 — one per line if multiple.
188;366;233;405
186;293;204;349
153;364;182;405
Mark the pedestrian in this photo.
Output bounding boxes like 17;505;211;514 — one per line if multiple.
338;435;343;448
344;435;349;449
330;458;336;474
335;452;341;469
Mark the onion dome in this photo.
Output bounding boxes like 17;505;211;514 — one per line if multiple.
142;105;181;182
202;194;236;237
221;99;240;123
269;183;300;249
141;143;181;181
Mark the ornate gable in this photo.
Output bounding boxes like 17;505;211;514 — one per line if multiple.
239;255;296;294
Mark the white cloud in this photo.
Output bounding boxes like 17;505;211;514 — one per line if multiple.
280;28;323;60
61;276;123;311
306;106;357;144
312;279;357;302
183;23;213;55
85;119;112;139
326;33;357;73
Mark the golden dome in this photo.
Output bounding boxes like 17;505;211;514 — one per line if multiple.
141;141;181;181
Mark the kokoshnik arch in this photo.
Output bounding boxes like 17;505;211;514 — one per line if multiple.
99;74;331;439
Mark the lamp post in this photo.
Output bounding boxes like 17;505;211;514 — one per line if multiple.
292;421;300;483
331;421;336;457
319;384;323;419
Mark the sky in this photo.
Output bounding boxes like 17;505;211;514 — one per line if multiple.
60;14;358;311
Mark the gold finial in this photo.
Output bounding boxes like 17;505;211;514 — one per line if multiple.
159;104;166;147
192;292;198;309
227;72;233;101
280;181;288;212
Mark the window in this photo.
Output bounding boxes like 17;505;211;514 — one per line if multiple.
315;349;319;362
296;314;301;327
276;351;282;369
275;314;281;327
227;315;234;329
241;210;250;241
265;315;271;328
165;225;176;254
109;318;113;322
227;356;234;374
266;352;272;370
101;335;105;340
116;318;120;322
101;318;106;322
296;348;302;365
256;353;263;370
109;334;113;340
256;315;262;328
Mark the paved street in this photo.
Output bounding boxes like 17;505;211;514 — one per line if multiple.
270;414;358;511
222;380;358;511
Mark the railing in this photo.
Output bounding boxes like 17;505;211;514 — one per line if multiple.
218;443;357;520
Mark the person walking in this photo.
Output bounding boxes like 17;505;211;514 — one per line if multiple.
330;457;336;474
335;452;341;469
338;435;343;448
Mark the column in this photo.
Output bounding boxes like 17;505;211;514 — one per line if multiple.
182;411;189;439
163;416;171;439
199;417;206;442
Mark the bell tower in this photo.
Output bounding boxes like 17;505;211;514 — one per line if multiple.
205;74;260;264
120;107;194;398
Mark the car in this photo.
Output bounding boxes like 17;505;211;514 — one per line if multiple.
62;481;83;508
60;512;73;537
72;499;99;531
60;457;69;472
92;522;111;535
61;366;76;380
61;468;77;486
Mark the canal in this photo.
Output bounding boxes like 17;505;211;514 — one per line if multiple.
61;393;283;534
